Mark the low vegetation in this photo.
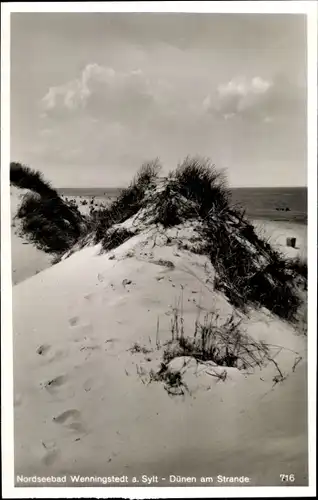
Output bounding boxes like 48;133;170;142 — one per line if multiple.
93;159;161;243
11;162;86;255
286;256;307;280
199;218;301;321
100;227;135;253
131;305;291;396
10;161;59;198
174;156;231;216
164;307;269;370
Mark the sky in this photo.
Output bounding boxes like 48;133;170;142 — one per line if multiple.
11;12;307;188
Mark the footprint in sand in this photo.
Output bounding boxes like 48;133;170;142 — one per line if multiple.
53;409;81;424
68;317;94;342
84;293;93;301
43;449;60;466
83;378;93;392
41;442;60;466
69;316;80;327
104;338;119;351
36;344;51;356
43;374;68;392
53;409;86;433
83;291;105;305
37;344;68;364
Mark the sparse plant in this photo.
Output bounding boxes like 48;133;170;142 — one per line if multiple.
130;301;294;396
129;342;153;355
163;309;269;370
149;363;188;396
100;227;135;252
286;256;307;280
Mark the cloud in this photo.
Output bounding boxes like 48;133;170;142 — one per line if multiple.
41;63;159;122
204;75;304;121
218;76;272;99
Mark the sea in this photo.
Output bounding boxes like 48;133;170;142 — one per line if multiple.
58;186;307;223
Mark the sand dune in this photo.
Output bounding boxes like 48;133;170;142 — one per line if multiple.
13;224;308;486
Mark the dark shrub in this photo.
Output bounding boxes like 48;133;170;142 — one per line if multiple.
10;162;58;198
200;216;301;321
286;256;307;279
144;180;197;228
15;193;84;254
101;227;135;252
174;156;231;217
11;162;86;255
94;159;161;242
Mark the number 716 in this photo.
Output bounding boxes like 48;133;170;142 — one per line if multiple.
280;474;295;482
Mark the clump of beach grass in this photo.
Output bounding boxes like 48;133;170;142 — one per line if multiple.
93;159;161;242
163;308;269;371
100;227;135;253
132;303;290;396
11;162;86;255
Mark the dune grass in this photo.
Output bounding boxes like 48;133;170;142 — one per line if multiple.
140;156;230;228
162;309;272;372
286;256;307;280
200;218;301;321
174;156;231;216
93;159;161;243
100;227;135;253
132;305;289;395
15;193;85;254
11;162;86;255
10;162;59;198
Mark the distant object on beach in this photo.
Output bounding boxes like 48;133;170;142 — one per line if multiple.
275;206;290;212
286;237;297;248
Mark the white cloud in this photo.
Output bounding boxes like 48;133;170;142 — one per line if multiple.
41;63;158;121
204;74;305;123
205;76;273;119
218;77;272;99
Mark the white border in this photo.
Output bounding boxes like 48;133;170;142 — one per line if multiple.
1;2;317;498
4;0;317;14
306;5;317;497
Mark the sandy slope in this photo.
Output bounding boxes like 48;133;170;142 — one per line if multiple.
13;226;308;487
10;192;108;285
10;188;52;285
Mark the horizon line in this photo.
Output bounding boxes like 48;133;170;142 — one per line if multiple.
56;185;308;190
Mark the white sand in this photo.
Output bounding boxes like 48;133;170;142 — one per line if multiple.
10;188;52;285
253;220;307;260
10;192;109;285
13;224;308;487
